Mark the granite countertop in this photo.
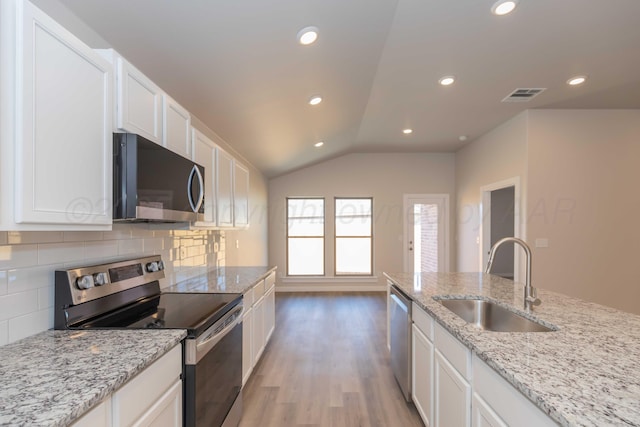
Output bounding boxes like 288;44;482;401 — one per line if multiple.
165;266;277;294
384;272;640;427
0;329;186;427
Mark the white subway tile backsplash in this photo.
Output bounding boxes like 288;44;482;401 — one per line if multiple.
143;238;164;254
63;231;104;242
0;245;38;270
8;308;53;343
84;240;119;261
7;231;64;245
0;271;7;296
0;290;39;322
103;224;133;240
8;265;60;293
37;242;85;266
118;239;144;256
38;286;54;310
0;227;224;346
0;321;7;346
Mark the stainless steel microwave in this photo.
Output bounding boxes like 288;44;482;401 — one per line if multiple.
113;133;205;222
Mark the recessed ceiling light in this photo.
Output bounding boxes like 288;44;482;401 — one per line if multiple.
314;141;324;148
439;76;455;86
459;135;468;141
309;95;322;106
403;129;413;134
491;0;519;16
297;26;319;45
567;75;587;86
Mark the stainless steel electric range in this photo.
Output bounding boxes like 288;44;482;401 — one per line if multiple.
54;255;243;427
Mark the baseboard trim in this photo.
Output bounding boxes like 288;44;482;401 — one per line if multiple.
276;284;386;292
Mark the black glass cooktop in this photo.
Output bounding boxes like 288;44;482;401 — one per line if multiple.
78;292;241;338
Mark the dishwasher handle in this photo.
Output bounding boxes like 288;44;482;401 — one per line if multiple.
390;286;411;315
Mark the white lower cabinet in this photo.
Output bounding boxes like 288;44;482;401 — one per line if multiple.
472;393;507;427
72;344;182;427
242;290;254;385
434;349;471;427
412;323;433;426
112;344;182;427
264;282;276;342
242;272;276;386
472;354;558;427
71;399;111;427
252;295;266;365
410;304;557;427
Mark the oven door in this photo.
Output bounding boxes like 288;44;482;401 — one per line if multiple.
184;303;243;427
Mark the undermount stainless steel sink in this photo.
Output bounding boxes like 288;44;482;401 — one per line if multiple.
438;299;555;332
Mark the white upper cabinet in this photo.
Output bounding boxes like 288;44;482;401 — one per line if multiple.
113;52;162;143
216;148;234;227
233;161;250;228
163;94;191;158
191;128;217;226
0;0;113;230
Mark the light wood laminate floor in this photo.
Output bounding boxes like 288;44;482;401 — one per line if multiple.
239;292;424;427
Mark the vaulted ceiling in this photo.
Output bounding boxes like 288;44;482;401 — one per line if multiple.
44;0;640;177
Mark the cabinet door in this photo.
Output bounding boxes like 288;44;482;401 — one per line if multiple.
112;345;181;427
117;57;162;143
15;0;112;227
434;350;471;427
233;161;250;227
264;284;275;343
252;296;265;365
192;128;217;225
216;148;234;227
163;94;191;158
70;398;111;427
242;304;253;386
131;380;182;427
472;393;507;427
412;324;434;427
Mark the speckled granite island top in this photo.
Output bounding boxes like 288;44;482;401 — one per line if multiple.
0;329;185;427
384;272;640;427
165;266;277;294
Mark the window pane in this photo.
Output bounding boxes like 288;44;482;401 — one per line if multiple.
288;218;324;236
336;199;372;217
288;238;324;275
335;216;371;236
336;237;371;275
288;199;324;219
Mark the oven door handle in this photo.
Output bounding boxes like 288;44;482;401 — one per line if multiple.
189;304;243;364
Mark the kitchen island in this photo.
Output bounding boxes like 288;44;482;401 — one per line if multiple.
0;329;185;426
385;272;640;427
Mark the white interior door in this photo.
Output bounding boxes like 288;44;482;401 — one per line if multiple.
404;194;449;273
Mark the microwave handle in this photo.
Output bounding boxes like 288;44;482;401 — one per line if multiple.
188;165;204;213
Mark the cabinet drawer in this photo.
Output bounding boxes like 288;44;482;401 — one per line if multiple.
412;302;433;340
253;279;265;301
112;344;181;427
264;271;276;291
434;322;471;380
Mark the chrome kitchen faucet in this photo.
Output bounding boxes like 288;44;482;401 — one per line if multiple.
485;237;541;311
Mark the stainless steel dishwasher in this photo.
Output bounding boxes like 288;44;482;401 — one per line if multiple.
389;285;412;402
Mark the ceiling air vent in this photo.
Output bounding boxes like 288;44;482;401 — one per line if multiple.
502;88;546;102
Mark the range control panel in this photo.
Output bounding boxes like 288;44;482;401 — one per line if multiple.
57;255;166;306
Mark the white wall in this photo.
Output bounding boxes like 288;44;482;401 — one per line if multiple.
526;109;640;314
455;112;528;272
269;152;456;291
